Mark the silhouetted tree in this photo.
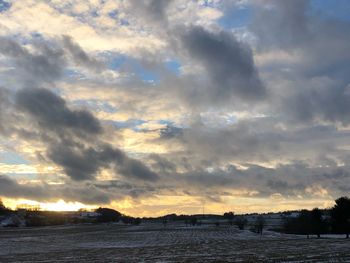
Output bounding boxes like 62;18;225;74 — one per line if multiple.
310;208;327;238
223;212;234;225
0;199;9;215
95;207;121;223
255;216;265;235
331;196;350;238
283;209;327;238
133;217;142;225
121;215;133;224
234;216;248;230
284;210;312;238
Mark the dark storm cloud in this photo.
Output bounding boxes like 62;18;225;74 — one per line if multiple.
117;157;159;181
0;35;106;86
0;36;158;184
0;36;65;83
179;26;266;102
15;88;158;181
48;142;108;181
48;140;158;181
0;172;161;204
16;88;102;135
0;175;110;204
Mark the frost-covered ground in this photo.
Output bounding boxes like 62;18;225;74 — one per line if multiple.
0;223;349;262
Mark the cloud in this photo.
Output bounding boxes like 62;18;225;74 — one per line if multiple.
16;88;102;135
1;0;350;213
62;35;104;72
0;174;111;204
0;35;159;183
176;26;266;103
15;88;158;182
250;0;310;49
149;153;177;174
0;1;166;53
0;36;65;84
250;0;350;126
128;0;173;25
285;81;350;125
0;35;106;86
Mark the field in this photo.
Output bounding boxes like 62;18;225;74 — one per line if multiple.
0;224;350;262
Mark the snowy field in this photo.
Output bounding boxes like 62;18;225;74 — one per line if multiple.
0;224;350;262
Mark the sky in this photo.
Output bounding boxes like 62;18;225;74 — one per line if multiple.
0;0;350;217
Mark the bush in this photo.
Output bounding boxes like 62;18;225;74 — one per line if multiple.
25;212;46;227
224;212;234;225
95;208;121;223
234;216;248;230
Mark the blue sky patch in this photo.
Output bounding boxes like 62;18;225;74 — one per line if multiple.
109;55;127;70
0;0;10;13
219;6;252;29
108;9;118;18
120;18;130;26
311;0;350;22
165;60;181;75
0;151;29;165
134;64;159;83
158;120;173;126
111;119;146;131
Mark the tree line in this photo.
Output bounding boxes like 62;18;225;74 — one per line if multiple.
1;196;349;238
283;197;350;238
0;201;142;227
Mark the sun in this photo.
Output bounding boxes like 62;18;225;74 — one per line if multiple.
39;200;96;211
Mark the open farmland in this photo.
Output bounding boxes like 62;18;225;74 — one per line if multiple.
0;224;349;262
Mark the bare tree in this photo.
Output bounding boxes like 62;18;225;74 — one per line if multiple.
255;216;265;236
223;212;234;225
234;216;248;230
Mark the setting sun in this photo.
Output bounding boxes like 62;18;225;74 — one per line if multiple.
4;199;97;212
39;200;97;211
